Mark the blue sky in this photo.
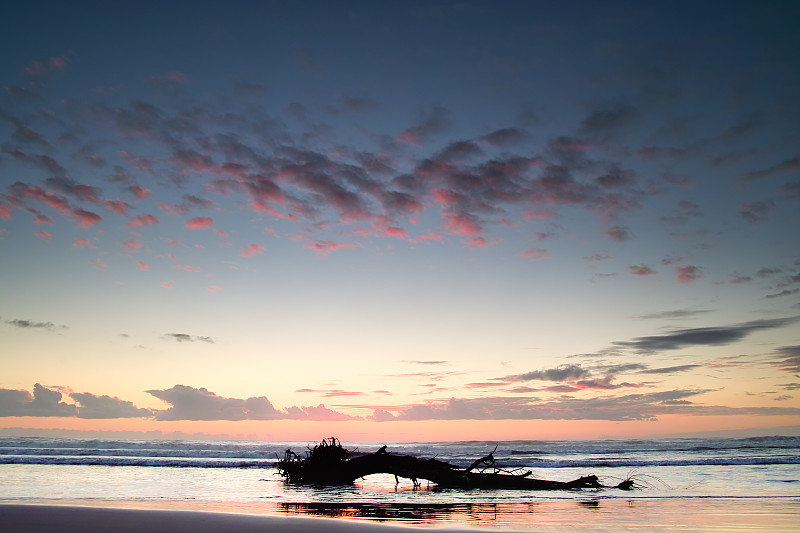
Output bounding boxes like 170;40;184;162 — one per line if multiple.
1;1;799;440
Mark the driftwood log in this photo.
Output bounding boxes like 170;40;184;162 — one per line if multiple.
277;438;623;490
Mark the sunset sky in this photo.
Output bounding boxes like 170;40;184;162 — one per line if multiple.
1;1;799;441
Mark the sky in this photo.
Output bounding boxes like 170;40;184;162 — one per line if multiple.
1;0;799;442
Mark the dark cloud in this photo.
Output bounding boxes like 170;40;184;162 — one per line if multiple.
766;288;800;299
339;96;378;113
70;392;153;419
164;333;215;343
480;128;527;146
615;317;798;354
436;141;484;161
596;363;648;374
503;364;589;382
771;345;800;373
6;319;66;331
580;102;640;139
114;101;162;137
757;267;783;278
374;389;708;422
573;375;643;390
147;385;283;421
675;265;703;284
0;384;77;417
780;179;800;200
4;84;42;101
639;364;701;375
2;85;657;256
45;177;104;204
739;200;776;225
146;384;359;421
742;156;799;183
398;105;450;145
373;388;800;422
0;111;51;148
605;226;632;242
596;165;636;189
632;308;711;320
629;264;657;276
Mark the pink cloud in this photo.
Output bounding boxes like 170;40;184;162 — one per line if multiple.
28;208;53;225
675;265;703;284
104;199;130;214
35;230;52;241
127;214;160;227
175;151;218;176
585;254;611;264
520;248;548;260
120;151;153;174
175;264;201;272
72;208;103;228
161;281;174;289
409;232;443;243
304;240;362;255
127;184;152;199
0;205;11;219
185;217;213;229
630;264;657;276
523;209;558;220
10;183;73;217
91;259;106;269
207;285;221;292
48;56;69;71
137;261;149;271
442;212;482;236
384;226;408;239
73;238;95;248
240;243;265;258
159;202;185;216
214;229;228;238
604;225;631;242
466;236;498;248
122;238;142;253
25;55;69;76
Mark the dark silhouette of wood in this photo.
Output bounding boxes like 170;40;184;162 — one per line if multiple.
277;438;621;490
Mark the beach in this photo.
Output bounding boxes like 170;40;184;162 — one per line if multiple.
0;505;474;533
3;499;800;533
1;437;798;531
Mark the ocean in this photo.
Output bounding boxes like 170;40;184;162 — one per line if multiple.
1;436;799;530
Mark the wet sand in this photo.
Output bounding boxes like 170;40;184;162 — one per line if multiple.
0;505;474;533
2;499;799;532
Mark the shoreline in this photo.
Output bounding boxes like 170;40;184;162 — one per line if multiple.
0;504;479;533
3;498;800;533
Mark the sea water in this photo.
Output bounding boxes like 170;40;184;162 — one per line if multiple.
1;436;799;529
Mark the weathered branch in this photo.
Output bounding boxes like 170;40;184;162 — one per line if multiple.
277;438;612;490
465;444;497;473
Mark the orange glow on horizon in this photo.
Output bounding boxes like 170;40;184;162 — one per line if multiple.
2;414;797;442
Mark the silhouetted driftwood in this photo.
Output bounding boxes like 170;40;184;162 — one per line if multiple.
277;438;621;490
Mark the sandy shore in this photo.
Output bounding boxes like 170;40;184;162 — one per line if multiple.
3;499;800;532
0;504;478;533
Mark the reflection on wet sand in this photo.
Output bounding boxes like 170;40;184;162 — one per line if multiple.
278;500;582;526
